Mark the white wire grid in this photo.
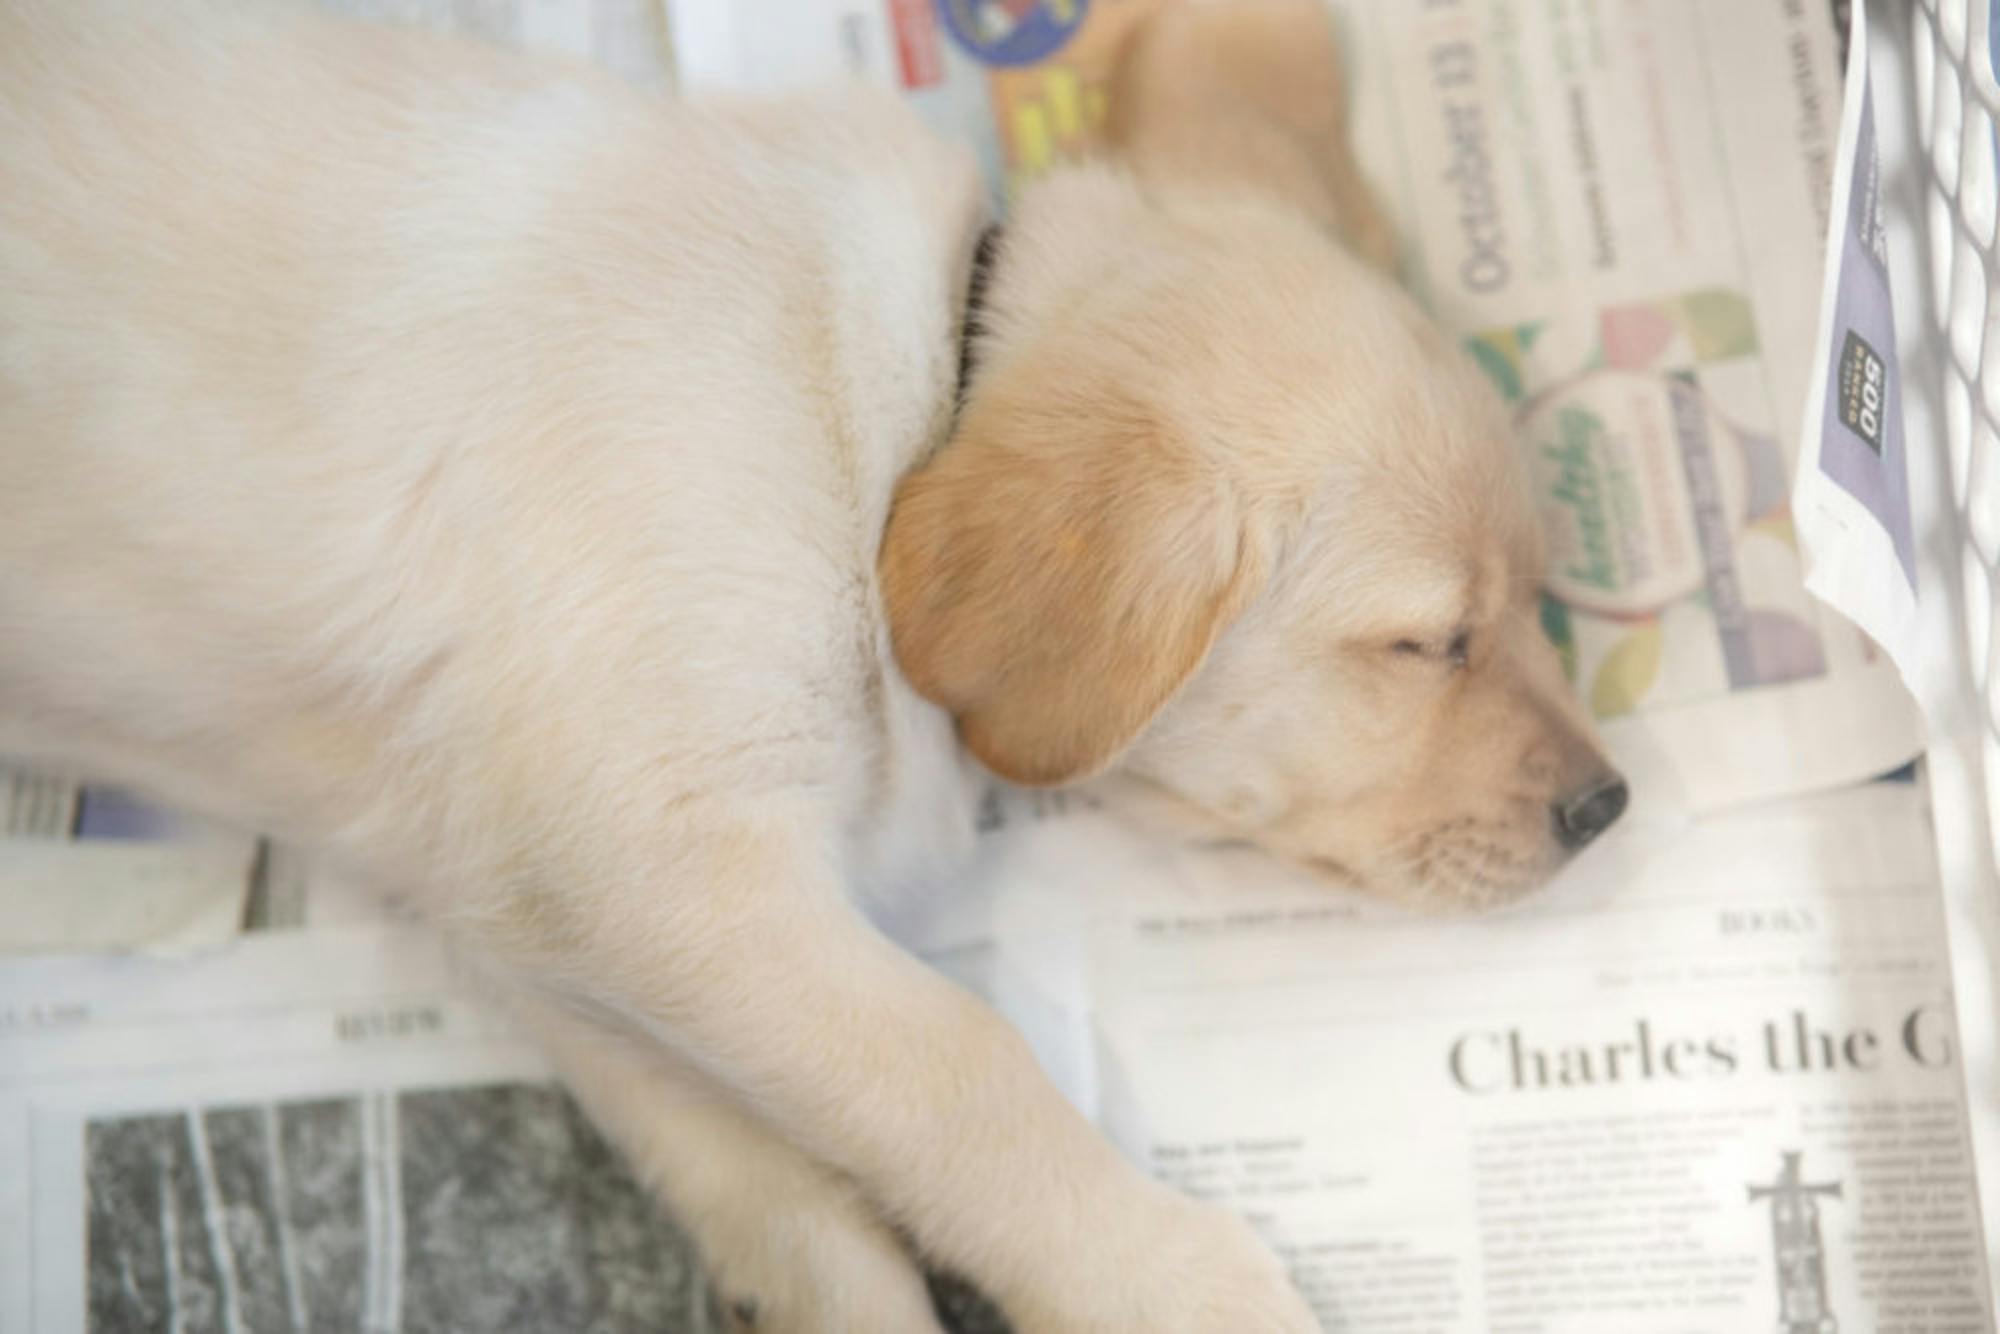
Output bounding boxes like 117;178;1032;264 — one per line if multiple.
1915;0;2000;866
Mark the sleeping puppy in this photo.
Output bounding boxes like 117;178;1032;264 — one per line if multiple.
0;0;1624;1329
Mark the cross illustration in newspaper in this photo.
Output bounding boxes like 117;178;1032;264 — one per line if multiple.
1746;1151;1844;1334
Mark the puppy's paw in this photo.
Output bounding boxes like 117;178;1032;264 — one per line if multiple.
695;1188;948;1334
1168;1208;1320;1328
1002;1191;1315;1334
1147;1202;1317;1333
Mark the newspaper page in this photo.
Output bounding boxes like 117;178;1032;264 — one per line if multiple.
1349;0;1923;810
0;927;722;1333
0;913;1094;1334
1057;782;1992;1332
668;0;1925;814
848;770;1994;1333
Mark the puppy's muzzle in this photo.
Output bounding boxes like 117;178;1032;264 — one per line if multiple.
1551;773;1629;851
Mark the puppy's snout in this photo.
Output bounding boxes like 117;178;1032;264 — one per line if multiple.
1551;773;1628;851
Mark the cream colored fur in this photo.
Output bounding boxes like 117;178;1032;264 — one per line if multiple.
0;0;1618;1329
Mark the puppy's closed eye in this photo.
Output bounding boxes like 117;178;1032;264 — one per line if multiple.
1388;630;1472;668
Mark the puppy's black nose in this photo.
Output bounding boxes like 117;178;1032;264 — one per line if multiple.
1553;775;1628;851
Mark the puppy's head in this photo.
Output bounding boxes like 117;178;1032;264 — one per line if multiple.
881;0;1624;910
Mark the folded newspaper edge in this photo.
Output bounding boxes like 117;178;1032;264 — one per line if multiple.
1795;0;1927;696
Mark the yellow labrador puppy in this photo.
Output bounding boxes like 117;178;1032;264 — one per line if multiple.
0;0;1623;1328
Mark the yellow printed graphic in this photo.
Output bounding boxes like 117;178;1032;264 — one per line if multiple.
983;0;1164;190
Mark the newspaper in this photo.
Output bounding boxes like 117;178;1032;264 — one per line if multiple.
1075;781;1989;1331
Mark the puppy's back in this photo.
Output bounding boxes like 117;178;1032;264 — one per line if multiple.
0;0;982;872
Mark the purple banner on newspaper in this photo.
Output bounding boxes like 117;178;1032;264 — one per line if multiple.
1815;74;1917;589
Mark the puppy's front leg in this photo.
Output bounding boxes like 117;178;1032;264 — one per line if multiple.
468;792;1320;1334
471;794;1314;1334
503;987;948;1334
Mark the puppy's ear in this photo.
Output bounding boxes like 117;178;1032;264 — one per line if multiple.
1106;0;1396;270
881;381;1267;787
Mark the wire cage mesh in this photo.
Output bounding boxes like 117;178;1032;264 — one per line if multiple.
1915;0;2000;858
